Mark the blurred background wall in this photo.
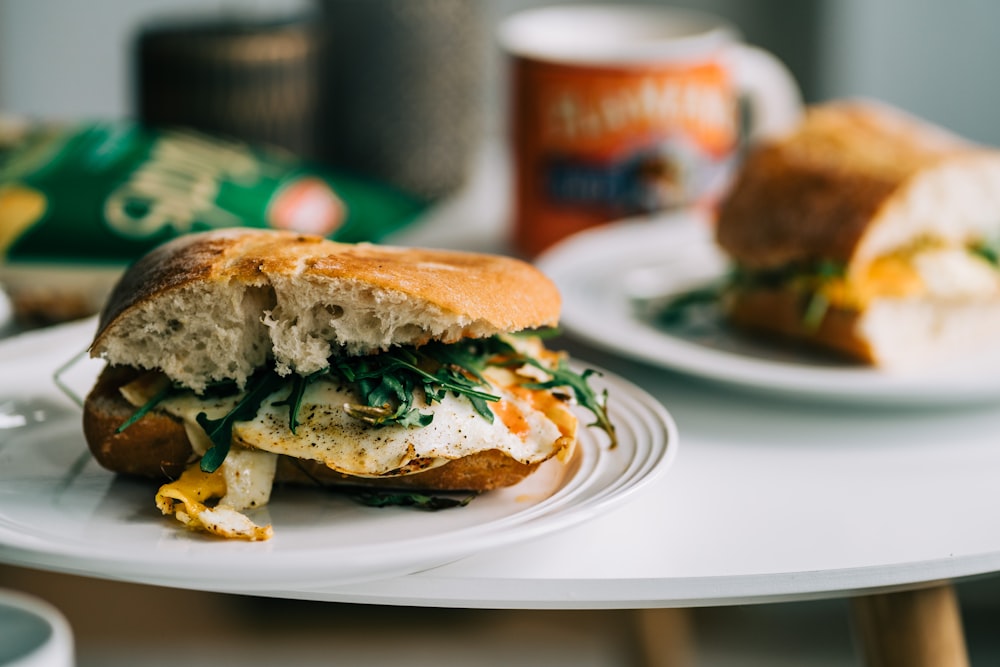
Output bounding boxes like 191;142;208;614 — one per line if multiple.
2;0;999;145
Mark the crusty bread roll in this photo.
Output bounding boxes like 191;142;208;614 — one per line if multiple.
92;228;560;392
83;229;598;540
715;100;1000;366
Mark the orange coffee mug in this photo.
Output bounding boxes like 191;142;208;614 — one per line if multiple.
499;4;803;257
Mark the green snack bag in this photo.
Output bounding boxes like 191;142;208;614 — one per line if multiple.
0;119;428;324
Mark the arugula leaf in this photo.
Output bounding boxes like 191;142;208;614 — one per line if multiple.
343;401;434;427
419;337;521;422
333;354;432;426
273;370;327;434
275;374;308;434
199;378;242;397
426;337;511;381
801;291;830;331
391;348;500;404
733;261;845;290
331;346;501;428
114;331;617;474
520;357;617;447
349;490;476;510
283;460;476;510
427;335;618;446
197;369;286;473
652;283;724;327
115;381;175;433
974;241;1000;267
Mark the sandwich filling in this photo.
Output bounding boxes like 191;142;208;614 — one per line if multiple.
117;333;612;540
731;239;1000;327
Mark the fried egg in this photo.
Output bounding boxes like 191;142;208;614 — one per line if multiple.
231;372;571;478
122;358;578;540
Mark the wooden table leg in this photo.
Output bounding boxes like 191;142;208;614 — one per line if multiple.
850;584;970;667
634;608;697;667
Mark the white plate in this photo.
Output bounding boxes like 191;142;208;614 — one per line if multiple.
0;319;677;591
536;212;1000;406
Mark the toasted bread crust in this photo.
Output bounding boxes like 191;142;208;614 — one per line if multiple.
83;365;543;491
716;101;988;270
83;365;196;479
273;450;540;492
93;229;560;354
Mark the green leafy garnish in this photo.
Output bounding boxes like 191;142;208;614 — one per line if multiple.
116;333;617;471
196;369;287;473
331;344;502;427
284;461;477;511
115;381;174;433
651;283;725;327
277;374;308;434
810;260;844;282
423;337;518;418
272;370;326;434
666;262;844;331
520;356;617;447
441;334;618;445
790;261;841;329
801;292;830;331
348;490;476;510
732;260;844;291
974;241;1000;267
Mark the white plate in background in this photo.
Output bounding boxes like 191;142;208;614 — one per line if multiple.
536;212;1000;406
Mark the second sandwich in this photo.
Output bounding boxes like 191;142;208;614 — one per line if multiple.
716;100;1000;367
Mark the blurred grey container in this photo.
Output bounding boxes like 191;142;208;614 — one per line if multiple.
316;0;486;200
135;16;321;159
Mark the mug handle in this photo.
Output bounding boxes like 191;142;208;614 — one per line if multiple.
726;44;804;140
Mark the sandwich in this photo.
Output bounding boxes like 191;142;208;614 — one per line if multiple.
714;100;1000;366
83;229;614;540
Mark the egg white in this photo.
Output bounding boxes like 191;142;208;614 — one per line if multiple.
123;354;576;540
235;375;566;478
138;365;570;480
